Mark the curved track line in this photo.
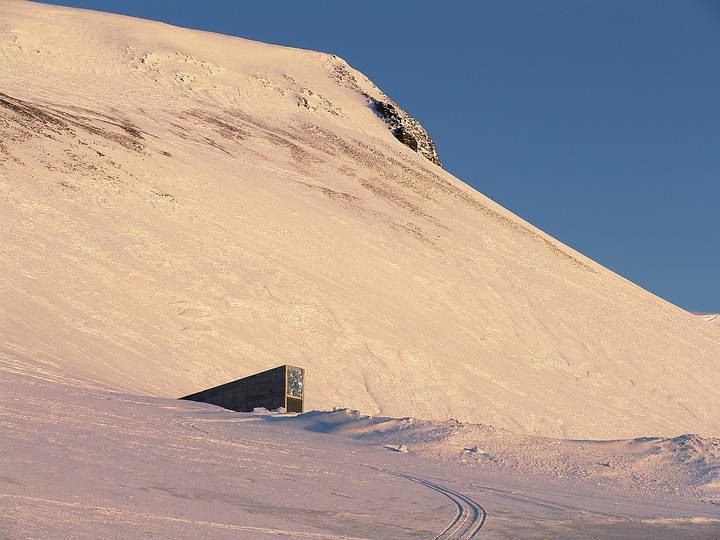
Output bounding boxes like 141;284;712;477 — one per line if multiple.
383;471;486;539
175;416;487;537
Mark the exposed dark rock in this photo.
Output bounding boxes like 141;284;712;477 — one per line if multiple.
370;99;442;167
328;58;442;167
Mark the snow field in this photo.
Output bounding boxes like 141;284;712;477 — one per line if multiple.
2;360;718;538
2;1;720;536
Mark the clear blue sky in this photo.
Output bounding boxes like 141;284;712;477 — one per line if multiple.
36;0;720;312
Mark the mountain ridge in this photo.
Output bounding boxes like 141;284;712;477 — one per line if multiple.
2;0;719;440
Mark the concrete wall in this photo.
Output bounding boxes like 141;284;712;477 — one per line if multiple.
179;365;304;413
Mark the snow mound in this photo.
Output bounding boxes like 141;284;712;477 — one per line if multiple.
294;410;720;500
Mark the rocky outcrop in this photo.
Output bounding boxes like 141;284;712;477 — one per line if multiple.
327;59;442;167
370;99;442;167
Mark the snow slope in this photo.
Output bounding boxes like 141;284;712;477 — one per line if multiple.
2;0;720;441
3;364;719;539
695;313;720;328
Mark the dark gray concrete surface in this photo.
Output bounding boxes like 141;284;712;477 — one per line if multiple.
180;365;304;413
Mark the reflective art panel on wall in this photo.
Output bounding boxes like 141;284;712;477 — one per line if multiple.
287;367;304;398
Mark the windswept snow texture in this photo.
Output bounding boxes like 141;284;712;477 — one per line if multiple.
695;313;720;328
2;1;720;537
2;366;719;539
1;0;720;442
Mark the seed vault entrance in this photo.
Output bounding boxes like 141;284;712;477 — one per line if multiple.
180;365;305;413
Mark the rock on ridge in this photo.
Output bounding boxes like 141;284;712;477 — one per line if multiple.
329;57;442;167
370;100;442;167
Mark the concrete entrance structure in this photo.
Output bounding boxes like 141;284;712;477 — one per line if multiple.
180;365;305;413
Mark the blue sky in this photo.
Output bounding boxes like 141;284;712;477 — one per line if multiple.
36;0;720;312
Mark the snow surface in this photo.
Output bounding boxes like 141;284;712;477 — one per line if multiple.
695;313;720;328
2;0;719;440
3;363;719;539
1;1;720;536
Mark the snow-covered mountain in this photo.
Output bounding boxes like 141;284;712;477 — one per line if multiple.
2;0;719;441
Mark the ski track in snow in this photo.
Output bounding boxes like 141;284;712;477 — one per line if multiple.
169;413;488;538
389;473;486;539
179;414;489;538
